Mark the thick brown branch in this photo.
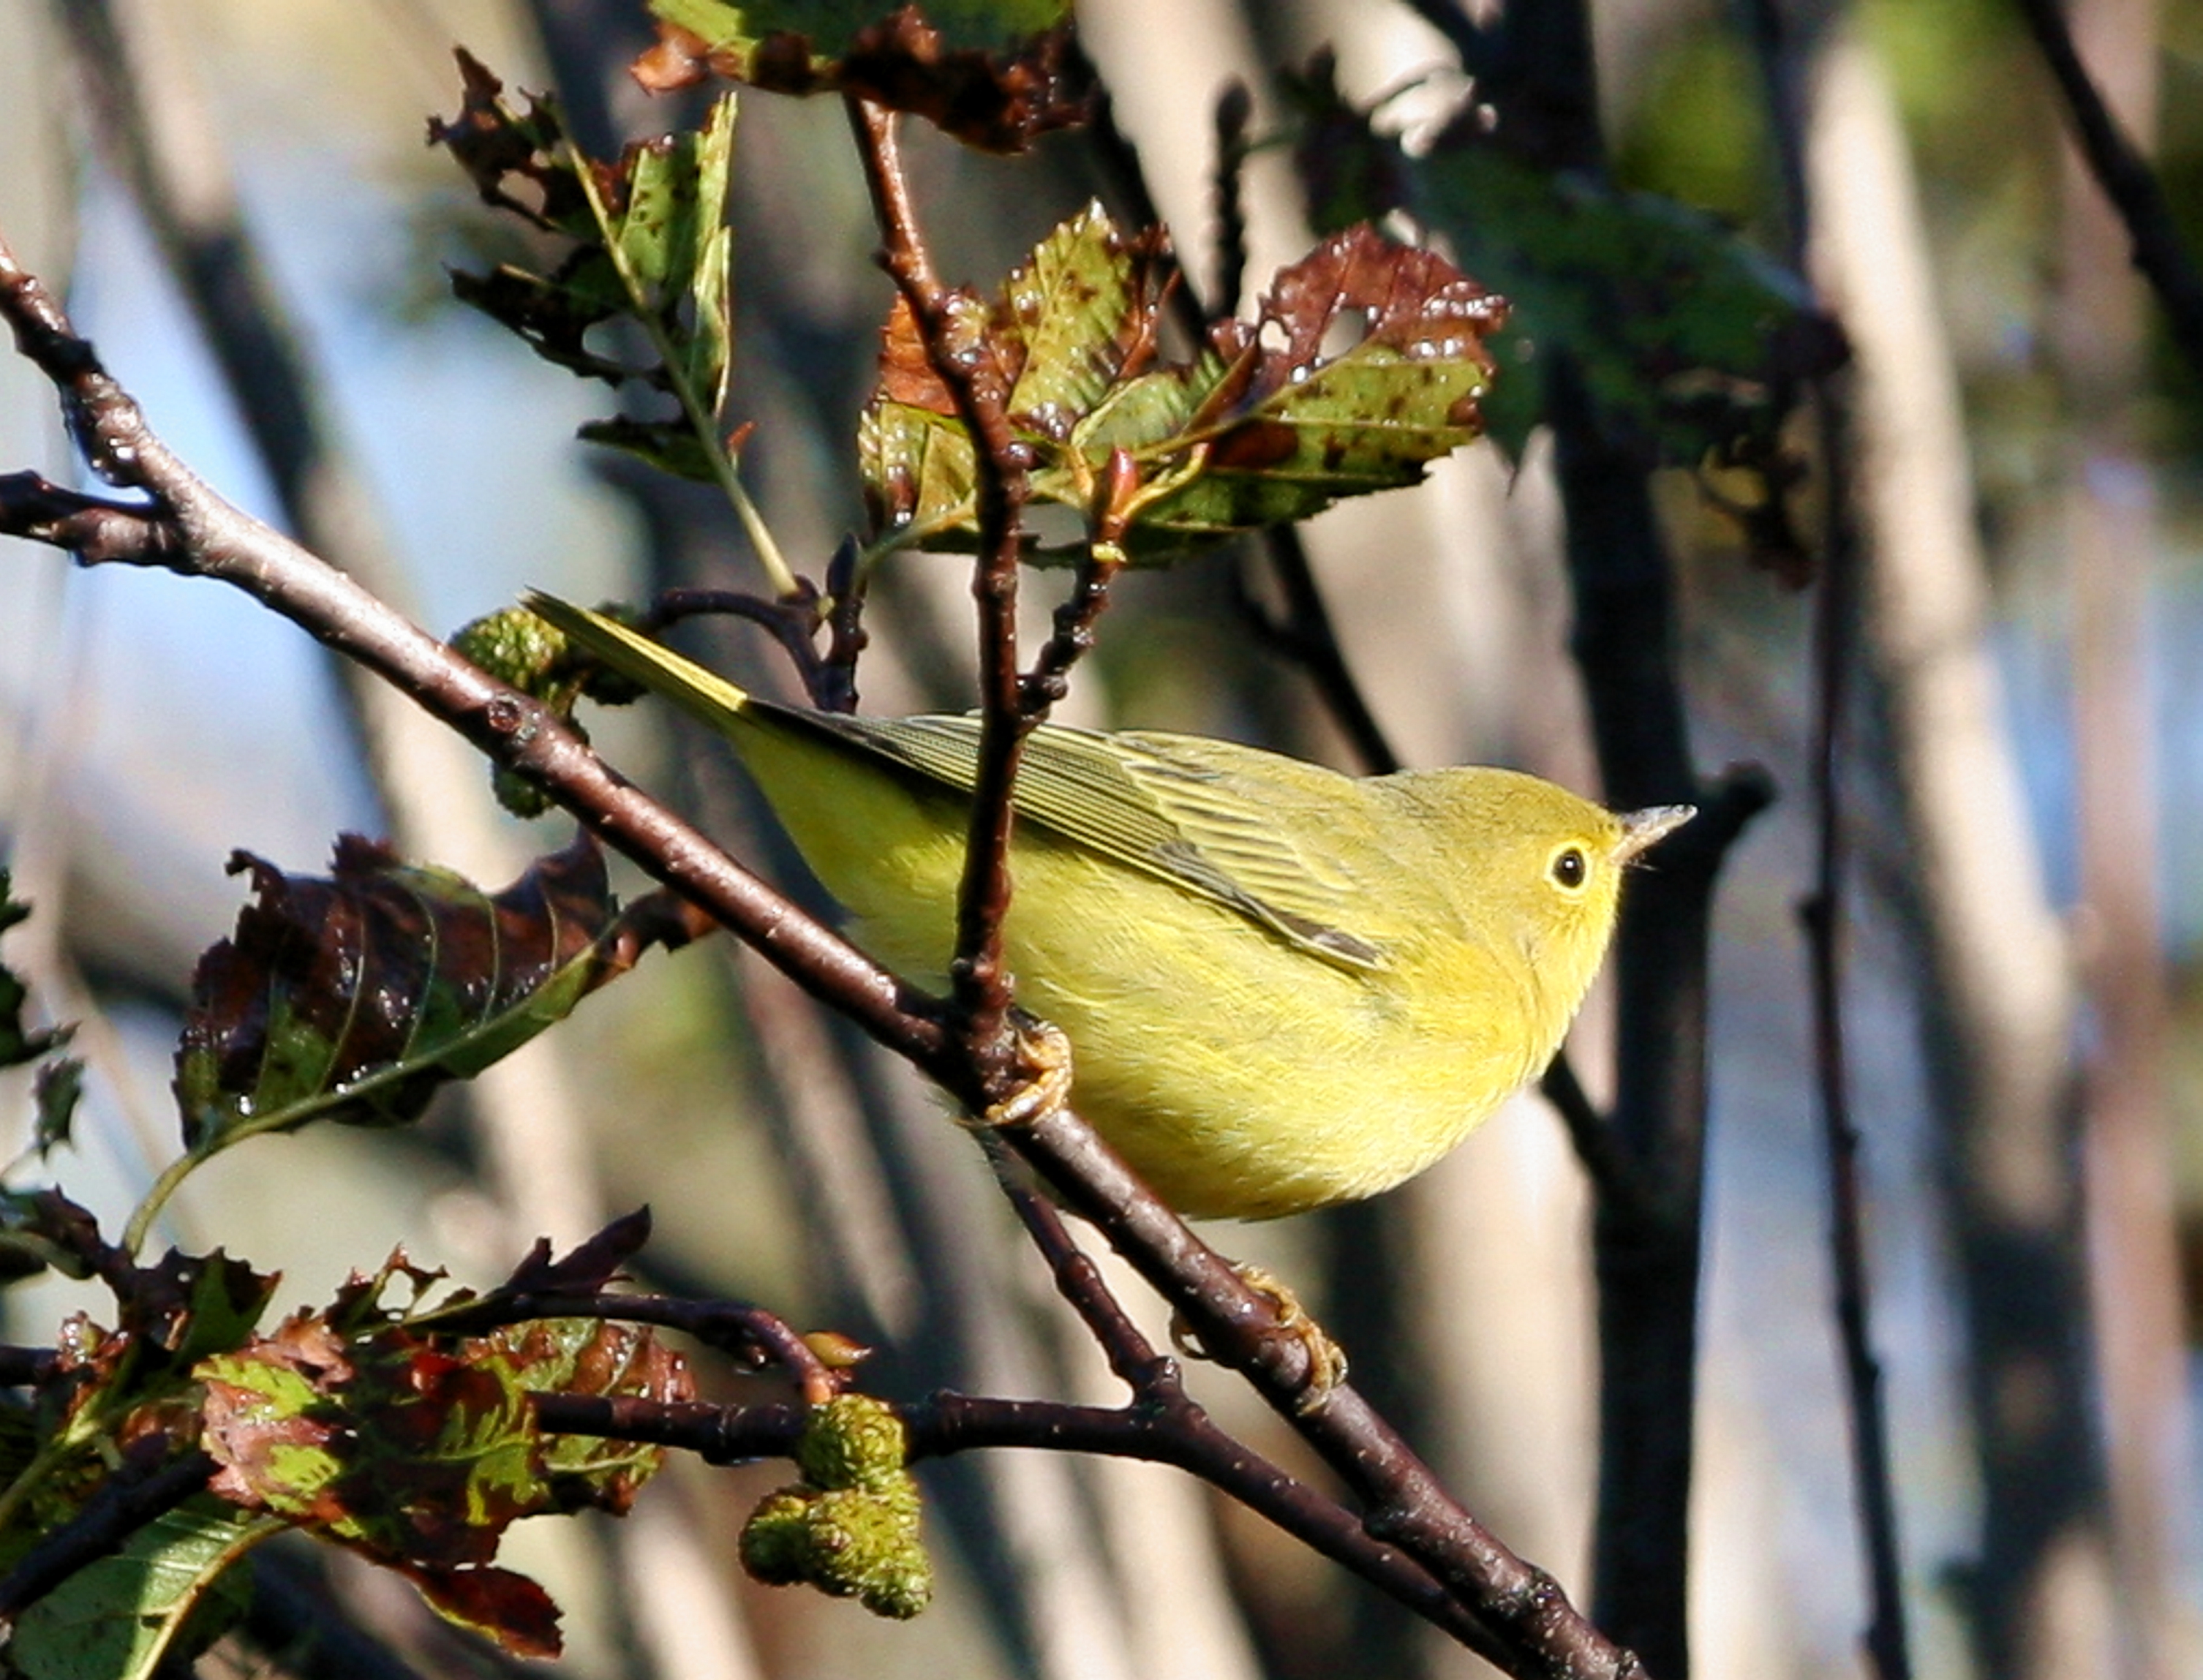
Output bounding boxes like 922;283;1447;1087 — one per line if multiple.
0;233;957;1098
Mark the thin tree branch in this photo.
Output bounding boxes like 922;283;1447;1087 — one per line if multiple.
845;95;1033;1091
533;1383;1503;1660
2012;0;2203;383
0;233;958;1094
1074;50;1406;779
1740;6;1914;1676
0;1443;216;1623
425;1289;837;1403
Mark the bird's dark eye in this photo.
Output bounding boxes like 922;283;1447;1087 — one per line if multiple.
1551;845;1588;890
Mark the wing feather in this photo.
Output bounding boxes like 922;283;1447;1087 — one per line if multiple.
786;709;1387;971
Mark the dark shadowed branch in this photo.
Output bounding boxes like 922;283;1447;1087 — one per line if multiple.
2012;0;2203;383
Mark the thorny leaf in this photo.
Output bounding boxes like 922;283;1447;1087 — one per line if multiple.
639;0;1082;154
197;1278;693;1660
325;1250;451;1338
1284;56;1844;486
859;206;1505;561
173;835;622;1152
429;53;738;480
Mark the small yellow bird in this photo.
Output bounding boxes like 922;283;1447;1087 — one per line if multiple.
526;592;1690;1220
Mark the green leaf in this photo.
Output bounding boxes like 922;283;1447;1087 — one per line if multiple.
430;56;737;421
641;0;1079;154
1284;59;1843;464
486;1318;685;1513
858;208;1505;562
576;414;723;483
173;835;620;1152
10;1499;266;1680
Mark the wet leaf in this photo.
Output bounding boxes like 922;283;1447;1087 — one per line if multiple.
639;0;1081;154
127;1249;282;1387
492;1318;690;1513
859;206;1504;561
174;835;621;1152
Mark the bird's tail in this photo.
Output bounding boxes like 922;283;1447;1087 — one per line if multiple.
524;589;758;740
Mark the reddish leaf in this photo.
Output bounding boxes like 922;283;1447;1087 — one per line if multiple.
861;210;1505;558
196;1265;693;1661
500;1208;655;1297
401;1562;564;1660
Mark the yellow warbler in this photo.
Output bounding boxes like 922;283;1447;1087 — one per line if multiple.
526;592;1690;1220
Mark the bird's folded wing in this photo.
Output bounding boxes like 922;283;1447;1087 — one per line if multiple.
802;711;1387;971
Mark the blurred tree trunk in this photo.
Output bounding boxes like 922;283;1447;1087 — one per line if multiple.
1810;31;2112;1679
2056;1;2200;1674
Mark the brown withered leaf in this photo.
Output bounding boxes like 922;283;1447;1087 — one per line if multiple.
174;835;622;1151
498;1208;655;1299
638;1;1083;154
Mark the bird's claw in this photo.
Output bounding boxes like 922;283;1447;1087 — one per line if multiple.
977;1019;1074;1129
1172;1262;1347;1412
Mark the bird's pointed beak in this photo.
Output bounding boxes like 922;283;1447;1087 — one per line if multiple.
1613;804;1695;864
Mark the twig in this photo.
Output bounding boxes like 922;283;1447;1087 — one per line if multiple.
845;96;1033;1085
642;584;834;704
1540;1055;1653;1225
1211;81;1254;315
820;534;870;712
1074;51;1407;782
423;1289;838;1403
1008;1100;1643;1677
993;1177;1513;1657
1741;4;1914;1676
0;1443;216;1623
532;1380;1503;1659
1019;451;1133;714
1232;526;1403;776
997;1173;1167;1390
2012;0;2203;383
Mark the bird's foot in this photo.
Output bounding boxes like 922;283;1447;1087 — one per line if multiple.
1173;1262;1347;1412
976;1018;1074;1129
